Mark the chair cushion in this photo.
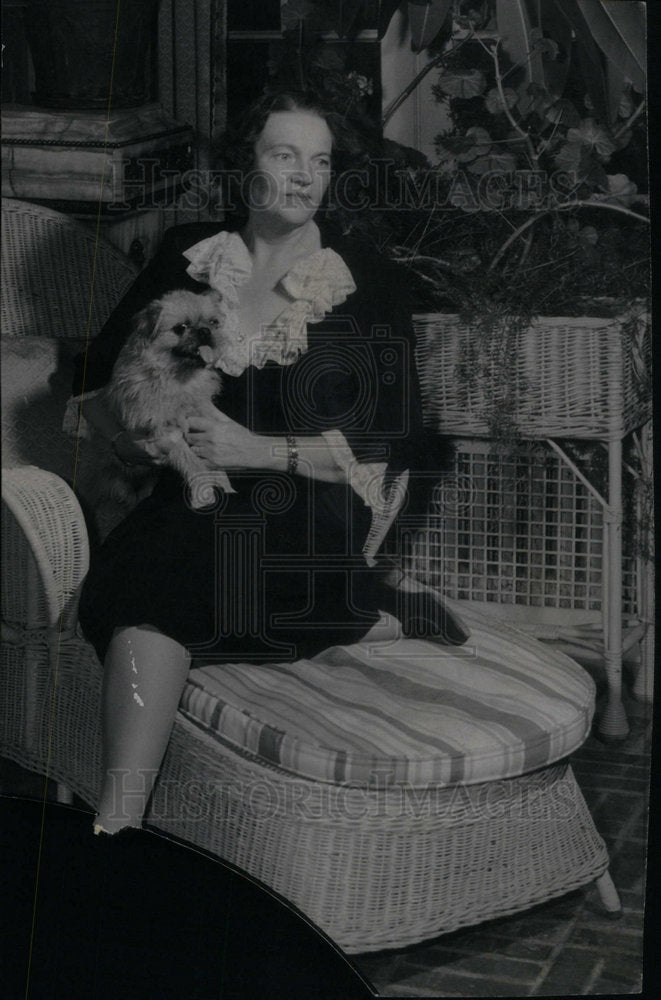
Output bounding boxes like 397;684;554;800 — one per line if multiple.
180;607;595;788
1;336;84;481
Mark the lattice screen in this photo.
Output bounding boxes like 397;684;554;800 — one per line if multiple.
408;441;638;616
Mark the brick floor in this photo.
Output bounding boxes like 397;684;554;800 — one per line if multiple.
352;682;651;997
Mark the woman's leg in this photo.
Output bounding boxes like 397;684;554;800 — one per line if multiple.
94;624;191;835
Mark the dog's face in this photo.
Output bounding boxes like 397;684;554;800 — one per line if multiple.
133;290;226;376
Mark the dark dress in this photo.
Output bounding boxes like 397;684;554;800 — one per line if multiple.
76;221;439;665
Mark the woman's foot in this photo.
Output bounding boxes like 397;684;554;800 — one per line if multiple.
93;814;142;837
376;563;471;646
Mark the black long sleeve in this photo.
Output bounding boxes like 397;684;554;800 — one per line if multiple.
297;250;452;493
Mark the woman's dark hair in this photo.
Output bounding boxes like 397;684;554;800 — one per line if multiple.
217;90;364;175
214;89;379;221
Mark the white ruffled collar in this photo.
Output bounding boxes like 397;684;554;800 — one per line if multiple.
182;227;356;376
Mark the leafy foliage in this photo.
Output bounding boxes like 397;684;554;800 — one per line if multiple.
431;37;647;216
275;0;651;532
376;0;650;319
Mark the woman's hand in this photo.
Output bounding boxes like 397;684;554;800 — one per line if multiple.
183;410;346;483
183;410;277;471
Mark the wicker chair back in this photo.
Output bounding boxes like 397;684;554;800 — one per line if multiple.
1;198;137;341
1;199;137;480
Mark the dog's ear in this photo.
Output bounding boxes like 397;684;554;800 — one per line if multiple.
132;300;163;342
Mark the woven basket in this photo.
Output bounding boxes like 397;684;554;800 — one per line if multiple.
414;311;651;441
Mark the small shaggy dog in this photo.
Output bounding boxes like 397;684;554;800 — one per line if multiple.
78;289;232;539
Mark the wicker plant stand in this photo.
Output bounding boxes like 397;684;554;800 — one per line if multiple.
2;466;622;953
414;311;652;739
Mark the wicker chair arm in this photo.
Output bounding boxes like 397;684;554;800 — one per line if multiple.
1;466;90;632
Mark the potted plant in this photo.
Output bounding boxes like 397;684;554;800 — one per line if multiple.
262;0;650;504
270;1;649;434
264;1;652;723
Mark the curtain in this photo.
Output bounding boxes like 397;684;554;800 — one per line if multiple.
158;0;227;222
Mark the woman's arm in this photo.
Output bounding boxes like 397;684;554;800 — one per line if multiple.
184;411;345;483
259;434;347;483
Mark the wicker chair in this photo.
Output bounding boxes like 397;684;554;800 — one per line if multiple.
1;199;138;484
1;200;622;953
1;198;138;343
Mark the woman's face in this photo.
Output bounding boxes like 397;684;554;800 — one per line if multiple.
249;110;333;228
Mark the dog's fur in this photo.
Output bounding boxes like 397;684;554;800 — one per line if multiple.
77;290;231;540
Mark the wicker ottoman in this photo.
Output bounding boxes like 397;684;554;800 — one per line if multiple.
1;469;618;952
149;607;613;952
2;606;616;953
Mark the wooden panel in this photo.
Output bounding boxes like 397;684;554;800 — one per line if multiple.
1;3;35;104
227;0;280;32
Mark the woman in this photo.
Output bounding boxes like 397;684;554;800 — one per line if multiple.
72;91;463;836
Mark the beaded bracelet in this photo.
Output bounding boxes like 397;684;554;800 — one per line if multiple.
285;434;299;476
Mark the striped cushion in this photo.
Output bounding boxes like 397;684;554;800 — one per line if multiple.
180;605;595;788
